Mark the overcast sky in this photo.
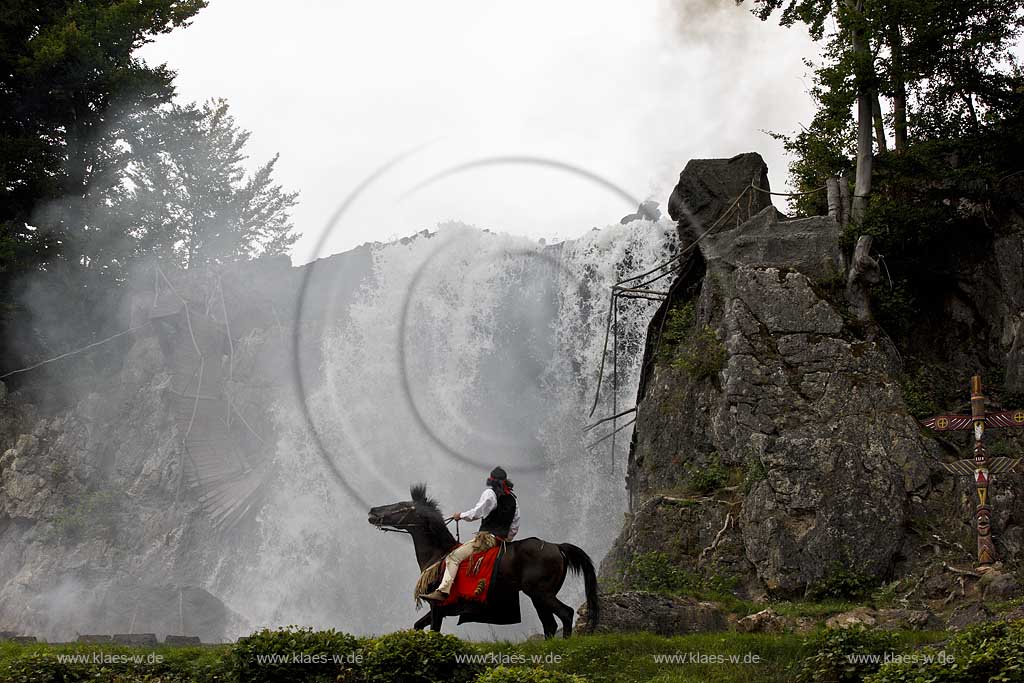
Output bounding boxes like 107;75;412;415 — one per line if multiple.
137;1;819;264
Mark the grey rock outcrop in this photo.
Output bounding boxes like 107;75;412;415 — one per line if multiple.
599;153;1011;611
0;248;376;642
825;607;940;631
576;591;727;635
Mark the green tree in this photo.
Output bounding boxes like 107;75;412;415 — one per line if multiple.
117;99;299;268
0;0;207;373
743;0;878;221
0;0;207;244
742;0;1024;216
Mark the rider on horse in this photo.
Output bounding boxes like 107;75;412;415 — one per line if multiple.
419;466;520;603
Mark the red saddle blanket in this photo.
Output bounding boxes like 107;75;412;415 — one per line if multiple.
441;545;502;607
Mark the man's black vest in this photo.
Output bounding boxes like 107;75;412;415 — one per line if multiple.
479;491;516;538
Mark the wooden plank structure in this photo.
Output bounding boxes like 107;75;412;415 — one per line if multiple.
920;375;1024;566
151;270;269;532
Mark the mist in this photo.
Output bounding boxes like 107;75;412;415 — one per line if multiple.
2;0;814;644
136;0;818;262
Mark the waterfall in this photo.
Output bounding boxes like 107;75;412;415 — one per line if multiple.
216;219;676;638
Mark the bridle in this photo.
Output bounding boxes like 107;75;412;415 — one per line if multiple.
373;504;461;543
374;504;419;534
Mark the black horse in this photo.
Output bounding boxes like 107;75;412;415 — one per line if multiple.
368;484;599;638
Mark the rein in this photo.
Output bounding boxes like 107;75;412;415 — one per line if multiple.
446;516;460;543
374;505;461;545
375;504;418;534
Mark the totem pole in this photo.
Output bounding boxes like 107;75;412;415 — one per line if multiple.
921;376;1023;566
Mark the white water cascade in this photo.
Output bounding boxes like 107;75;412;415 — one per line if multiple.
216;219;676;638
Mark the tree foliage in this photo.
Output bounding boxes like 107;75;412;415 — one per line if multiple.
0;0;207;245
0;2;300;378
117;99;298;269
741;0;1024;214
0;0;206;371
744;0;1024;366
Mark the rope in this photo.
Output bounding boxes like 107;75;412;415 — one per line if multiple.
588;185;753;418
155;264;210;508
611;293;618;471
614;264;680;293
749;182;827;197
588;291;617;418
228;396;267;446
0;322;152;380
583;407;637;433
586;417;638;450
877;253;894;290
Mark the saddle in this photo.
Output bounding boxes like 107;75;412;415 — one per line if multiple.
440;544;502;607
413;540;521;625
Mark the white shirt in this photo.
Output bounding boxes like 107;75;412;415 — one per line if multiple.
461;488;520;540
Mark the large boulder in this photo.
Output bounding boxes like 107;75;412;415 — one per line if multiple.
667;153;774;229
698;206;844;283
604;153;965;602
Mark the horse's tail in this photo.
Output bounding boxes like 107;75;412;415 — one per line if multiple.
559;543;599;631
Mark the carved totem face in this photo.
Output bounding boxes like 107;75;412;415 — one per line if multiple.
977;506;996;564
977;508;992;537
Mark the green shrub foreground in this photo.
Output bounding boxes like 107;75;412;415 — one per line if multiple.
1;622;1021;683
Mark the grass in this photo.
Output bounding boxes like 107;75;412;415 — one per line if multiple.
0;629;952;683
483;632;810;683
760;599;859;619
0;640;233;681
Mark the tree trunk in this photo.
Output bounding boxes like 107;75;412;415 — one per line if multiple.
846;0;874;224
872;92;888;153
827;177;841;222
839;173;851;229
963;91;980;133
846;234;881;322
889;25;908;151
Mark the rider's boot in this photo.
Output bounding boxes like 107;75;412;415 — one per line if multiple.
420;561;457;602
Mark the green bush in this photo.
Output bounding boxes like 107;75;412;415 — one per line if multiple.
658;303;727;381
0;644;231;683
688;455;729;494
0;651;91;683
623;552;736;600
807;566;877;601
867;619;1024;683
229;625;363;682
660;304;695;348
897;367;942;421
475;666;587;683
49;488;122;544
672;325;727;381
742;455;767;495
363;629;480;683
795;627;899;683
625;552;693;595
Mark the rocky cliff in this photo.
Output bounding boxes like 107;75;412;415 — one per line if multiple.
593;153;1024;629
0;246;375;642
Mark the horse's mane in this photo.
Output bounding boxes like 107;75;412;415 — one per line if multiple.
410;483;454;545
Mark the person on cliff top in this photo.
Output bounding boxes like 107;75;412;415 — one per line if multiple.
419;466;519;603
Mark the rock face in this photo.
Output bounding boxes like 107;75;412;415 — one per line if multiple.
576;591;726;636
0;248;374;642
825;607;940;631
598;153;1023;613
